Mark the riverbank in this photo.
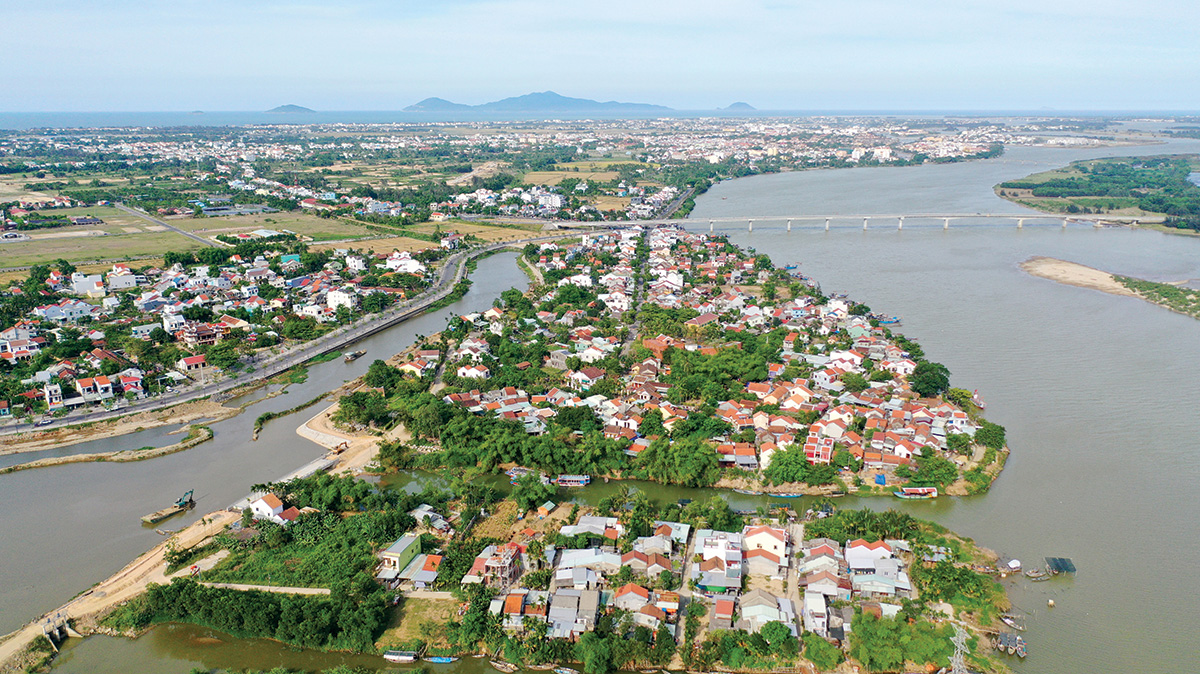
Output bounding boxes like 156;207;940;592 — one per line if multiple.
0;510;238;674
0;425;214;475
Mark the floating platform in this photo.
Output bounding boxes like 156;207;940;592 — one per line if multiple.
1045;557;1077;574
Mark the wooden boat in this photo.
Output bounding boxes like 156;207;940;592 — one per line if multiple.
1031;574;1052;582
426;656;459;663
553;668;579;674
556;474;591;487
384;651;419;663
773;493;804;498
1024;568;1048;580
491;661;519;673
344;350;366;363
1000;615;1026;632
732;488;760;495
893;486;938;500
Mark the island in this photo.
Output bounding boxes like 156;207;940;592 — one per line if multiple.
267;104;316;114
403;91;672;113
996;154;1200;232
1022;256;1200;321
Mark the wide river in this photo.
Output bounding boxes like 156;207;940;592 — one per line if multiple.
27;138;1200;674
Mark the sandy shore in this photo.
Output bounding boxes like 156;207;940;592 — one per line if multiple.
0;426;214;474
1020;256;1137;297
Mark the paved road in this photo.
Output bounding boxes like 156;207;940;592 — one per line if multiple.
115;203;218;248
0;233;576;439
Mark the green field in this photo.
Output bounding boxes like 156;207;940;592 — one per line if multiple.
0;230;204;268
175;212;377;242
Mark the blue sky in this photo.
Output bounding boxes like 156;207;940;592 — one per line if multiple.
3;0;1198;111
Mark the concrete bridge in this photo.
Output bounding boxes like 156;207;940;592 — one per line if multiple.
559;213;1139;231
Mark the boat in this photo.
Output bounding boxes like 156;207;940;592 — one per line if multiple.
1025;568;1048;580
426;656;459;663
556;474;591;487
784;264;798;270
893;486;938;500
384;651;419;663
878;316;902;325
732;488;761;495
141;489;195;524
772;492;804;498
492;661;519;673
553;668;579;674
344;350;366;363
1030;573;1052;582
971;389;987;410
1000;615;1026;632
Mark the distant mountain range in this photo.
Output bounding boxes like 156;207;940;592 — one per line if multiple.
266;104;315;114
724;102;756;111
404;91;671;113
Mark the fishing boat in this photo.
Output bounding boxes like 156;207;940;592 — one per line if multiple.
878;316;901;325
384;651;419;663
553;668;579;674
426;656;459;663
732;488;761;495
344;350;366;363
1025;568;1048;580
492;661;519;673
772;492;804;498
784;264;798;270
971;389;987;410
893;486;938;500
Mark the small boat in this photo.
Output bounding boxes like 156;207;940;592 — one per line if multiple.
553;668;579;674
1025;569;1048;580
344;350;366;363
732;488;761;495
1031;574;1052;582
784;264;798;270
492;661;519;673
893;486;938;500
426;656;459;663
878;316;901;325
971;389;987;410
384;651;419;663
1000;615;1026;632
556;474;591;487
772;493;804;498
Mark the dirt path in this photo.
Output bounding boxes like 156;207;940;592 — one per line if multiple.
199;582;330;596
1020;256;1137;297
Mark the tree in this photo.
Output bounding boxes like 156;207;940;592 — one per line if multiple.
909;361;950;397
975;421;1006;450
842;372;868;393
206;341;240;370
149;326;172;344
802;632;842;670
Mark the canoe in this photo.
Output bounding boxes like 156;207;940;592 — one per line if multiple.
554;668;580;674
492;661;519;673
384;651;419;663
426;656;459;663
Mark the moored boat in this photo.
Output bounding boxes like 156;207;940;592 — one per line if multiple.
1000;615;1026;631
426;656;459;663
772;492;804;498
732;488;761;495
556;474;591;487
344;350;366;363
893;486;938;500
492;661;519;673
553;668;579;674
1025;568;1048;580
141;490;195;524
384;651;419;663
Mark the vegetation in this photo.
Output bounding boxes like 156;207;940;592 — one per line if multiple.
1115;274;1200;319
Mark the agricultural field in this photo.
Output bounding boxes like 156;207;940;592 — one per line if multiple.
523;170;619;186
175;212;377;242
375;597;460;649
409;221;549;242
592;195;632;211
0;229;203;269
311;235;432;255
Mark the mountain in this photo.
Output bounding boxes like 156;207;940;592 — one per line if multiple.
266;104;315;114
404;97;473;112
723;102;756;111
403;91;670;113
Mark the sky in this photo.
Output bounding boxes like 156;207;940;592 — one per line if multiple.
2;0;1199;112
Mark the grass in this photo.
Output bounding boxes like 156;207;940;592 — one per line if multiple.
376;597;460;650
312;235;432;254
0;229;204;268
176;212;377;242
408;221;547;242
1116;275;1200;319
522;170;619;186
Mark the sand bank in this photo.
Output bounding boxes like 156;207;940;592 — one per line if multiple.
1019;256;1137;297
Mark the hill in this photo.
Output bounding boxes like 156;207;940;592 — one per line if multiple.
724;102;756;111
266;105;315;114
403;91;670;113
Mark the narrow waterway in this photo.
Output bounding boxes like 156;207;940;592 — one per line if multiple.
0;252;529;636
41;138;1200;674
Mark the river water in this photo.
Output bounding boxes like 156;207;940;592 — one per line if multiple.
36;139;1200;673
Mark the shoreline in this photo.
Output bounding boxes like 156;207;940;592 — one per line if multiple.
0;425;214;475
1019;256;1138;297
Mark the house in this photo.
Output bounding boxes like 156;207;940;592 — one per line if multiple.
176;354;210;377
737;588;797;635
613;583;651;612
845;539;893;573
457;364;490;379
249;494;285;523
378;534;422;582
569;367;605;391
742;525;789;559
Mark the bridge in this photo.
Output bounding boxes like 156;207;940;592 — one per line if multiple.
557;212;1140;232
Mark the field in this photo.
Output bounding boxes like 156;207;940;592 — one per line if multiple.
409;221;549;242
310;235;432;254
591;195;631;211
174;212;377;242
522;170;619;186
0;230;203;269
375;597;460;649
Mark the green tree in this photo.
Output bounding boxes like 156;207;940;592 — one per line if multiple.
910;361;950;397
842;372;868;393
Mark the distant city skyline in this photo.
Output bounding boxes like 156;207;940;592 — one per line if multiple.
3;0;1198;112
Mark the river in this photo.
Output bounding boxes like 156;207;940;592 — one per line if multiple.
36;138;1200;673
0;252;530;636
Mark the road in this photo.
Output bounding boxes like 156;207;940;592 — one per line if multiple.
114;203;218;248
0;233;577;439
199;582;330;596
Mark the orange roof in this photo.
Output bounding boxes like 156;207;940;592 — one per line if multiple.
503;594;524;615
615;583;650;599
423;555;443;572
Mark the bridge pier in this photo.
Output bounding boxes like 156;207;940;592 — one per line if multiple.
787;219;792;232
1062;219;1068;229
825;217;830;231
748;219;753;232
863;217;869;230
898;216;904;230
943;218;950;230
1017;218;1024;229
709;220;713;232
